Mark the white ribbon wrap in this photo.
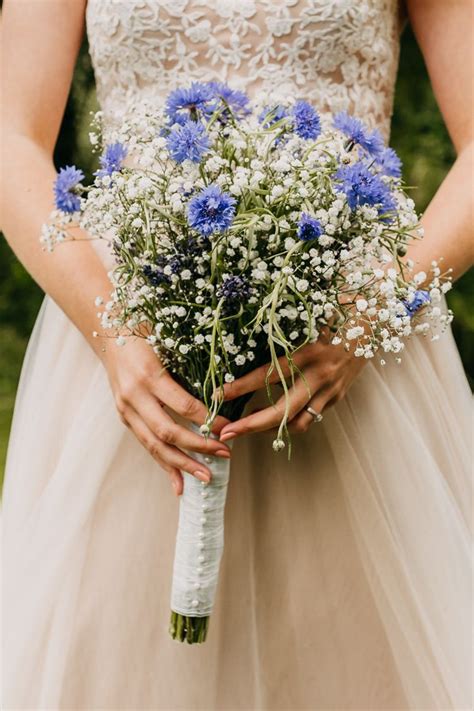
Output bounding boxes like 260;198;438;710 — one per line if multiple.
170;424;231;616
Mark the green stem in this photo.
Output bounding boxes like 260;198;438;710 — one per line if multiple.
169;611;210;644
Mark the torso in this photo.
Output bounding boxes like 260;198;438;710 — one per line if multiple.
86;0;404;140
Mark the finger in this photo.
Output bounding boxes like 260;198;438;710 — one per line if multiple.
288;408;321;434
219;373;319;441
151;371;230;433
124;408;184;495
125;408;213;486
287;384;336;434
219;350;311;402
139;394;231;458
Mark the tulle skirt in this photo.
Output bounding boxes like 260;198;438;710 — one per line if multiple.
2;295;472;710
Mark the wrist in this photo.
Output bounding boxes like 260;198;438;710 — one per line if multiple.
94;333;124;372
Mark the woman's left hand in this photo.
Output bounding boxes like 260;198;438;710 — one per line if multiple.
218;336;368;442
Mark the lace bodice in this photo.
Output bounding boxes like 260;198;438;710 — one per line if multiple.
86;0;403;140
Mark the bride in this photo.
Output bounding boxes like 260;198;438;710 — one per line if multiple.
1;1;472;708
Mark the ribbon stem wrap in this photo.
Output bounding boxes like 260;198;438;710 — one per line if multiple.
169;424;231;642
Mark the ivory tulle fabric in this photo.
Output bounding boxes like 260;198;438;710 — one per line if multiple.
3;298;472;709
2;1;473;708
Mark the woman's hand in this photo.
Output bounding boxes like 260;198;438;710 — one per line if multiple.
101;338;231;496
218;335;367;443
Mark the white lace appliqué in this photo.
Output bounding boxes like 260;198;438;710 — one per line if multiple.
86;0;401;139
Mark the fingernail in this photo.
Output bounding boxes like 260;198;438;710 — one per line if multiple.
215;449;231;458
172;480;180;495
220;432;236;442
195;470;211;483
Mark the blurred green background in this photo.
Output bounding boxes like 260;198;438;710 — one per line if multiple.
1;28;473;482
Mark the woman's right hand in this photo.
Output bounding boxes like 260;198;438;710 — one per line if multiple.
101;337;232;496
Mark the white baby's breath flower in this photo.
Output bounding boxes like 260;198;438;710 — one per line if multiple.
346;326;365;340
272;438;285;452
430;287;441;302
318;234;334;247
42;101;451;485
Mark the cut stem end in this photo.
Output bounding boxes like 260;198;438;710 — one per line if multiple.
169;611;210;644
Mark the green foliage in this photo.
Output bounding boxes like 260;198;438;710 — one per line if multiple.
0;328;29;484
53;39;99;178
1;29;473;481
0;242;43;338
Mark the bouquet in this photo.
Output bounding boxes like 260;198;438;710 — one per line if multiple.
42;81;453;644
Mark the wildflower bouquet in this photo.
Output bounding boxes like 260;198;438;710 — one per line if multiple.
42;81;452;644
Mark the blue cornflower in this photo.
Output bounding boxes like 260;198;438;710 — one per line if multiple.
54;166;84;213
297;213;324;241
292;101;321;140
208;82;251;119
375;146;402;178
95;142;127;178
166;120;210;163
403;289;431;317
335;161;396;216
187;185;236;237
259;104;289;128
217;275;251;303
165;82;215;123
334;112;384;157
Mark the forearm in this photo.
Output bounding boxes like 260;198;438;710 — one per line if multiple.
406;142;474;282
1;134;113;359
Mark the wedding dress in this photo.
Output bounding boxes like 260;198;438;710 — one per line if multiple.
2;1;472;708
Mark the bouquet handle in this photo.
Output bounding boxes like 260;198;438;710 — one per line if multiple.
169;424;231;643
